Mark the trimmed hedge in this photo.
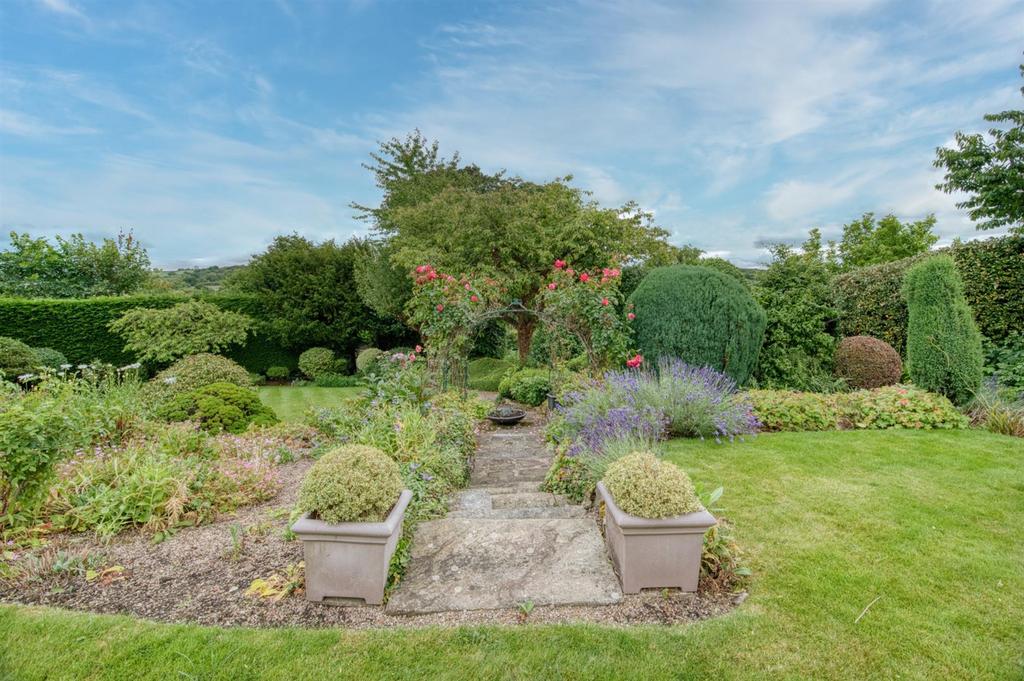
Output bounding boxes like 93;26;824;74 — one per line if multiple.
834;235;1024;353
628;265;767;385
0;294;298;373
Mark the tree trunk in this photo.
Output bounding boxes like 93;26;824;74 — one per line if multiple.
515;316;536;365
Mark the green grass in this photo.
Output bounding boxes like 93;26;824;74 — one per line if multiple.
257;386;363;422
2;430;1022;680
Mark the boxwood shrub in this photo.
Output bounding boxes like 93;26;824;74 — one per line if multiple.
157;382;278;433
834;336;902;389
498;368;551;406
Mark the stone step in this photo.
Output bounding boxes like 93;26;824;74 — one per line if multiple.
386;518;622;614
471;456;551;485
447;505;587;520
474;481;542;494
491;491;569;509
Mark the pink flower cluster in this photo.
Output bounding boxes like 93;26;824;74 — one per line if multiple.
551;259;621;286
626;354;644;368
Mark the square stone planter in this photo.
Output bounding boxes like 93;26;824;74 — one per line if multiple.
291;489;413;605
596;481;716;593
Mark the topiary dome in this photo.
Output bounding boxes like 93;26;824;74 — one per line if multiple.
602;451;702;519
834;335;902;389
298;445;404;524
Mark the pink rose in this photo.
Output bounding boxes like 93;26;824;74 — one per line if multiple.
567;268;574;275
470;294;479;302
579;272;589;282
436;304;444;312
548;282;557;290
415;345;423;353
409;353;417;361
627;312;635;320
601;298;609;306
554;259;566;269
464;283;471;290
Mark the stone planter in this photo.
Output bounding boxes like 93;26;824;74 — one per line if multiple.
596;481;715;593
291;489;413;605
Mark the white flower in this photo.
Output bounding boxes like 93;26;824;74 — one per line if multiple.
118;362;141;371
163;376;178;385
77;364;89;369
60;364;72;370
16;373;36;382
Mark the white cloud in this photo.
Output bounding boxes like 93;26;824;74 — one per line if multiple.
37;0;86;20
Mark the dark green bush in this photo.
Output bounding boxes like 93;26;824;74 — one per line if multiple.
628;265;766;385
265;366;290;380
148;354;252;399
834;235;1024;352
834;336;902;389
32;347;67;370
498;368;551;406
0;337;38;379
903;256;984;405
298;347;338;379
0;294;298;373
157;382;278;433
468;357;516;392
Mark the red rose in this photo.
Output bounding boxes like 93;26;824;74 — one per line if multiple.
470;294;479;302
579;272;589;282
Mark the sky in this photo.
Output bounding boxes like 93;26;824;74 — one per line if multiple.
0;0;1022;269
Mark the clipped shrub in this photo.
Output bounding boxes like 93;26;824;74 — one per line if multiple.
356;347;383;375
834;336;902;389
628;265;766;385
602;452;702;519
467;357;515;392
903;256;984;404
0;336;38;379
32;347;68;370
297;445;403;524
148;353;252;399
745;389;840;432
498;368;551;406
298;347;338;379
157;382;278;433
265;366;291;381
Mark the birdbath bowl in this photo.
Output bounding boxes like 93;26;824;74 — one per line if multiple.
486;405;527;426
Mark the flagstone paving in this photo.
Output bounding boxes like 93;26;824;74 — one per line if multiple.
386;409;622;614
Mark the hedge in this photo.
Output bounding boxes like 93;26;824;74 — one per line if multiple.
0;294;298;373
834;235;1024;353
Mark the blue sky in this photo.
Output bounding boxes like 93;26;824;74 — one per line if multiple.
1;0;1021;268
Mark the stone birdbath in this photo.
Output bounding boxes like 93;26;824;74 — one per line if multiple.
486;404;526;426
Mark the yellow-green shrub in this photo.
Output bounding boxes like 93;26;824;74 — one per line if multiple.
602;451;701;519
298;445;403;524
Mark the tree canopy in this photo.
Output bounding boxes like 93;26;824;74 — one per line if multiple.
833;212;939;269
0;231;151;298
934;63;1024;235
108;300;252;364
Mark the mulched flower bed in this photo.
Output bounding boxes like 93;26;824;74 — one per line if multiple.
1;456;741;630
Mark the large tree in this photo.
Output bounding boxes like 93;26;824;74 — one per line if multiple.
833;212;939;269
355;132;669;361
228;234;406;360
934;63;1024;235
0;230;150;298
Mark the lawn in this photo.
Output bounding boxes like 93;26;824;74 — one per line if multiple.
1;429;1021;680
258;386;364;422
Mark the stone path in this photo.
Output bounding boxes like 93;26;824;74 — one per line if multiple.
386;409;622;614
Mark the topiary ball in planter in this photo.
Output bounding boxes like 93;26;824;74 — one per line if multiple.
298;445;403;524
602;452;702;519
834;335;902;389
598;451;714;593
293;445;411;605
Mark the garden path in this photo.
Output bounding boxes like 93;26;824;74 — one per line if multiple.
386;408;622;614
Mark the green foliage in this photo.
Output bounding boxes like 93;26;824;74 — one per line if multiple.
31;347;67;370
834;235;1024;352
753;233;838;390
158;382;278;434
542;450;591;504
467;357;515;392
228;234;404;361
967;382;1024;437
108;300;252;364
355;347;383;375
265;366;290;381
934;64;1024;234
0;294;298;373
833;336;902;389
983;332;1024;393
0;230;150;298
297;445;404;524
747;385;967;432
628;265;767;385
903;256;983;405
0;337;38;379
602;451;701;519
297;347;338;379
146;264;246;292
148;354;252;400
833;213;939;268
498;368;551;406
745;390;840;432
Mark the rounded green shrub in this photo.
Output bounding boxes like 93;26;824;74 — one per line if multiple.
265;366;290;381
602;451;702;519
834;336;902;389
498;368;550;406
148;353;252;399
356;347;383;374
468;357;516;392
32;347;68;370
0;337;39;379
298;445;404;524
902;256;983;404
157;381;278;433
628;265;767;385
298;347;337;379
